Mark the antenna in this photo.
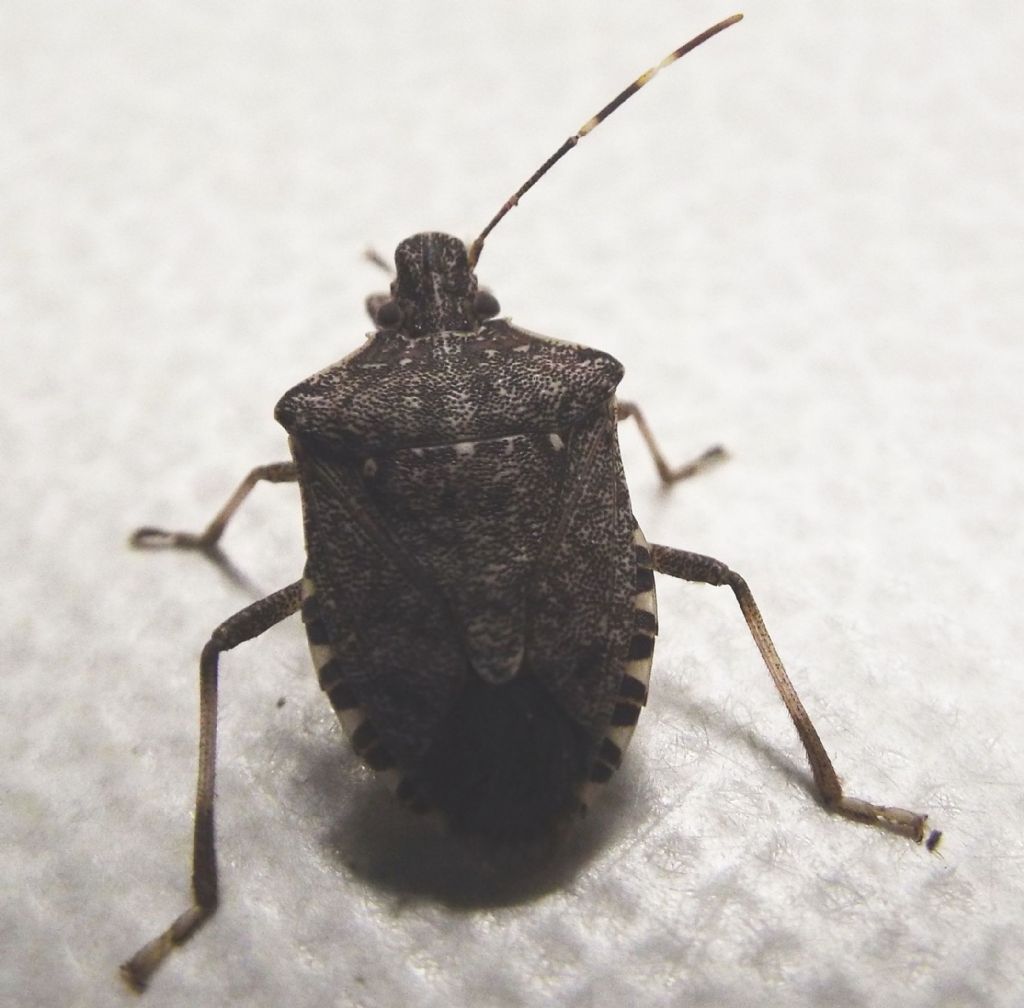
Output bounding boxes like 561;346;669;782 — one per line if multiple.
467;13;743;268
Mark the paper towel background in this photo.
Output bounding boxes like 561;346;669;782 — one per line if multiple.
3;2;1022;1006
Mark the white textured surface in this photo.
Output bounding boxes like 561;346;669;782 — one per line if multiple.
3;3;1023;1006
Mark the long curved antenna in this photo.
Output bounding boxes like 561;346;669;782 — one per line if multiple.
467;13;743;268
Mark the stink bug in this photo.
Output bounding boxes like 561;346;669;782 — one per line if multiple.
121;13;937;992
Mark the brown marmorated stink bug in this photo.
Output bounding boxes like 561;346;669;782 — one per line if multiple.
120;14;939;992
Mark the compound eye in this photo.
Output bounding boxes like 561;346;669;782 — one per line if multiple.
376;299;403;329
474;290;500;319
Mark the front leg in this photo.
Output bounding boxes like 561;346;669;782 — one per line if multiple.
132;461;297;553
650;544;938;846
617;400;725;484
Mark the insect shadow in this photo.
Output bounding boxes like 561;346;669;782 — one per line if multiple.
284;673;814;909
285;714;655;910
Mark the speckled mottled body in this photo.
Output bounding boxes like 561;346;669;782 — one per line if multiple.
274;234;658;844
121;21;938;985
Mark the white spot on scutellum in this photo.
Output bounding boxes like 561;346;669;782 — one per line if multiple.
548;433;564;451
